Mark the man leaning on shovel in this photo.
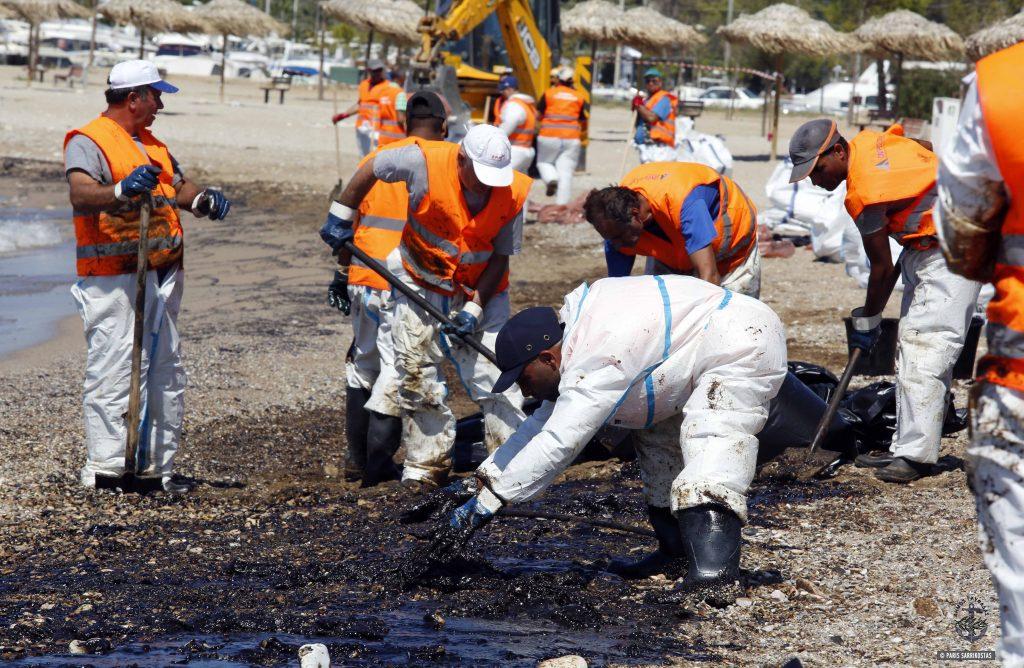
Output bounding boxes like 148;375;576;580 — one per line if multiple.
64;60;230;494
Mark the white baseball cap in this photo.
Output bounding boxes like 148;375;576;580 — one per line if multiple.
462;124;513;187
107;60;179;93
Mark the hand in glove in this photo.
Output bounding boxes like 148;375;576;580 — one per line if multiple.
332;112;349;124
192;189;231;220
441;301;482;338
400;477;479;525
319;202;355;253
631;94;644;111
327;268;351;315
115;164;161;200
849;307;882;352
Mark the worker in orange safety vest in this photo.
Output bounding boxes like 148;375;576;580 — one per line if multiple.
536;66;586;204
632;67;677;164
788;118;981;483
332;58;390;157
63;60;231;495
936;41;1024;665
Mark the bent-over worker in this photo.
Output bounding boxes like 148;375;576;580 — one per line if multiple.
936;42;1024;665
327;91;448;486
319;122;530;491
536;66;585;204
633;68;677;164
404;276;787;588
64;60;231;494
789;118;981;483
332;58;389;157
584;162;761;297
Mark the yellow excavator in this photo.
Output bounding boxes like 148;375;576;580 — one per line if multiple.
410;0;591;138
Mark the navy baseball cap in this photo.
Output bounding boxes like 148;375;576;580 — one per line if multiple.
498;75;518;90
788;118;841;183
492;306;564;393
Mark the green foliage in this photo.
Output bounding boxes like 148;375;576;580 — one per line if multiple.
896;67;961;118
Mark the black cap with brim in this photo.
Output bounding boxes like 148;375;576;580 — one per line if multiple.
407;90;448;119
787;118;840;183
491;306;563;394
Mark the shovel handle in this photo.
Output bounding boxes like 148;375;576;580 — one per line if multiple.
804;347;862;463
124;194;152;475
342;241;499;366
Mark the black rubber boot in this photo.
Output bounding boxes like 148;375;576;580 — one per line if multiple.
363;411;402;487
345;387;372;481
608;505;687;579
676;504;742;590
854;450;894;468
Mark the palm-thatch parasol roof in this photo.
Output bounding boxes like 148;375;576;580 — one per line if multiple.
717;2;855;57
622;6;705;51
854;9;963;61
966;9;1024;61
0;4;14;18
99;0;202;35
562;0;630;45
0;0;90;24
320;0;374;32
365;0;419;45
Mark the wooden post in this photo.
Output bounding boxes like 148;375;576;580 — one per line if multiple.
138;26;146;59
317;5;325;101
770;57;782;161
875;56;887;113
220;32;227;103
893;52;903;117
364;28;374;65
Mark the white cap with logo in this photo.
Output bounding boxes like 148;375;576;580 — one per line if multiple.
107;60;179;94
461;124;513;187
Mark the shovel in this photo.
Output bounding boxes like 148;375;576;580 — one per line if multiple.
95;194;161;494
343;241;498;365
328;85;345;203
798;347;862;481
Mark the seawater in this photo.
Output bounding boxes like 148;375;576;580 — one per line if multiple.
0;207;76;358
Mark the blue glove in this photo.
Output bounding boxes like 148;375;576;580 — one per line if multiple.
405;484;504;581
194;189;231;220
115;164;161;200
850;307;882;352
400;477;478;524
319;202;355;253
442;302;482;338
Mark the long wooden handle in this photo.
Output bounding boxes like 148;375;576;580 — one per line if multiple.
343;241;499;366
124;194;152;475
804;347;862;463
618;109;638;179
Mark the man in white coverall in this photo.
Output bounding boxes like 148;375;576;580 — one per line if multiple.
64;60;231;493
402;275;788;588
936;43;1024;665
319;123;529;492
495;74;537;174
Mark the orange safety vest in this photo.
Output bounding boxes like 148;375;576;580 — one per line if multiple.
616;162;757;276
376;82;406;146
975;42;1024;390
492;96;503;124
539;85;584;140
643;89;676;146
350;138;414;291
64;116;182;277
399;138;532;296
504;96;537;148
356;78;391;130
844;125;938;250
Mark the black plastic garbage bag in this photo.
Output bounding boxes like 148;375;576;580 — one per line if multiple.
757;371;859;463
787;361;840;402
839;381;968;451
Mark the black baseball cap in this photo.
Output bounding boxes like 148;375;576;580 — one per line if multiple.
788;118;841;183
491;306;564;393
407;90;448;120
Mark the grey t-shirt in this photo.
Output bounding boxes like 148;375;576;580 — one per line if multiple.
373;143;524;255
64;134;183;187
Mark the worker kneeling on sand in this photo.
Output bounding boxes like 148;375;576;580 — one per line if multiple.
584;162;761;298
320;122;529;491
327;92;449;486
789;119;981;483
64;60;231;494
404;275;788;589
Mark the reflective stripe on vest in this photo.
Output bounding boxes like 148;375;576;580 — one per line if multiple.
376;83;406;146
976;42;1024;390
539;86;584;139
357;78;391;129
351;138;414;290
644;90;676;146
617;162;757;277
65;116;183;277
506;97;538;148
844;125;938;249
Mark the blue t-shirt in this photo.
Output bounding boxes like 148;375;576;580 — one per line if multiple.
634;95;673;144
605;184;720;276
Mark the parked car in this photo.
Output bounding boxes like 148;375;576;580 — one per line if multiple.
698;86;764;109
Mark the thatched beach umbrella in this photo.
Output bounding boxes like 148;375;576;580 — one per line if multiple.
562;0;629;45
966;10;1024;61
322;0;378;67
718;3;856;160
855;10;963;115
193;0;285;101
623;6;704;53
100;0;202;58
0;0;91;84
0;4;13;18
365;0;419;46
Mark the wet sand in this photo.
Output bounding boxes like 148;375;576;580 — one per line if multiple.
0;65;998;665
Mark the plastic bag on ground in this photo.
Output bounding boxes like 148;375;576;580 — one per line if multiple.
676;118;734;176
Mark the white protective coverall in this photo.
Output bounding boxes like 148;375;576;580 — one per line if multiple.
535;136;580;206
347;284;399;418
497;93;537;174
477;275;788;520
71;266;186;486
937;75;1024;665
